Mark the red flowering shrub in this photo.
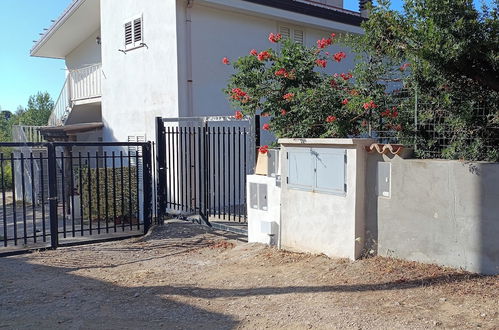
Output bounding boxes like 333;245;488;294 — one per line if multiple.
223;32;403;140
258;145;269;154
222;57;230;65
234;111;243;120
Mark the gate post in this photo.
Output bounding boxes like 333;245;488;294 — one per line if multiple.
155;117;167;225
142;142;153;233
47;143;59;249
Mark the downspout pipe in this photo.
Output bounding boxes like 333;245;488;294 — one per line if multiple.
185;0;194;117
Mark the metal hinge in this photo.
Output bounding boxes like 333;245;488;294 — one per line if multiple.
344;153;347;164
344;183;347;193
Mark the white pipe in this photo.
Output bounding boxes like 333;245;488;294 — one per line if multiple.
185;0;194;117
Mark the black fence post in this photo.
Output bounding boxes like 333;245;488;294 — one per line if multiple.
142;142;153;233
155;117;167;225
47;143;59;249
255;115;261;149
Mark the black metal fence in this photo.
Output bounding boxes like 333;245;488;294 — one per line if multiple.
156;117;257;225
0;142;152;252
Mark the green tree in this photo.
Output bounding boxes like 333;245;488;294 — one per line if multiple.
343;0;499;161
15;91;53;126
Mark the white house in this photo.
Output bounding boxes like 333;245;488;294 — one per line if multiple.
28;0;366;144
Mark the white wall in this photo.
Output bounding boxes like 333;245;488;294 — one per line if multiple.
100;0;180;143
65;29;102;70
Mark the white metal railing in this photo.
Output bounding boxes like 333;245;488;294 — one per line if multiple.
12;125;47;143
70;63;102;101
48;63;102;126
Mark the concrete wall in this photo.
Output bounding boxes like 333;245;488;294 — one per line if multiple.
279;138;372;260
376;158;499;275
100;0;179;143
65;29;102;70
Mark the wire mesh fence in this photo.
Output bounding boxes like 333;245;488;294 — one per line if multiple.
364;92;499;162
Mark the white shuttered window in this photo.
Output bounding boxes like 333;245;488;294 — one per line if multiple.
278;24;305;45
124;15;143;49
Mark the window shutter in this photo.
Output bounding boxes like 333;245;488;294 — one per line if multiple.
293;29;305;45
124;22;133;46
128;134;146;167
133;18;142;44
279;25;291;40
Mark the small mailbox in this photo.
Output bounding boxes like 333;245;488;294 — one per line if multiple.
249;182;268;211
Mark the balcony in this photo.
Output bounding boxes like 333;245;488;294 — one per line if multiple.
49;63;102;126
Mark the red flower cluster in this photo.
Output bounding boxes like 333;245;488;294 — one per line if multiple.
317;37;333;49
333;51;346;62
381;107;399;118
280;109;287;115
340;72;353;81
268;33;282;43
259;145;269;154
275;68;290;77
363;100;378;110
231;88;250;103
250;49;258;56
222;57;230;65
326;115;337;123
257;51;271;61
234;111;243;120
315;59;327;68
283;93;295;101
400;63;411;71
330;79;338;88
262;123;270;130
341;98;349;105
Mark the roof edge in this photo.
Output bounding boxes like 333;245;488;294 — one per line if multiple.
30;0;87;57
241;0;365;26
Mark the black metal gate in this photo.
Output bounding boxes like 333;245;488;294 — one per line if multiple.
156;116;258;226
0;141;153;254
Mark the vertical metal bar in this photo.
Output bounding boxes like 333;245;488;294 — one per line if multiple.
39;152;46;241
120;151;125;231
112;152;117;232
142;142;152;234
155;117;167;224
95;151;101;234
243;127;248;220
127;150;132;230
60;151;66;238
135;149;140;230
217;127;221;217
78;153;84;236
227;126;231;220
30;153;37;242
187;126;192;212
232;126;236;221
206;126;211;217
211;127;216;216
10;153;17;245
167;127;172;209
192;128;197;212
197;126;202;216
175;127;181;210
47;144;59;249
69;152;75;237
1;154;7;246
182;127;187;212
222;127;226;219
255;115;261;149
238;127;242;222
103;152;110;233
202;123;209;225
87;152;93;235
20;154;27;244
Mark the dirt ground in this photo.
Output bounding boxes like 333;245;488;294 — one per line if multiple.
0;220;497;330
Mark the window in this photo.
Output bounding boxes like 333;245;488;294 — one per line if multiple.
279;24;305;45
124;15;143;50
286;147;347;195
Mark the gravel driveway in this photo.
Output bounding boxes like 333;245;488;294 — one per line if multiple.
0;220;497;329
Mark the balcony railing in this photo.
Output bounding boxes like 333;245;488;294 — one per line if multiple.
48;63;102;126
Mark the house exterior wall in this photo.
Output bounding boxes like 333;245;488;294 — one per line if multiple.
65;29;102;70
100;0;180;143
376;159;499;275
181;2;356;120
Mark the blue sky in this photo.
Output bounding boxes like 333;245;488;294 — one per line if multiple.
0;0;494;112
